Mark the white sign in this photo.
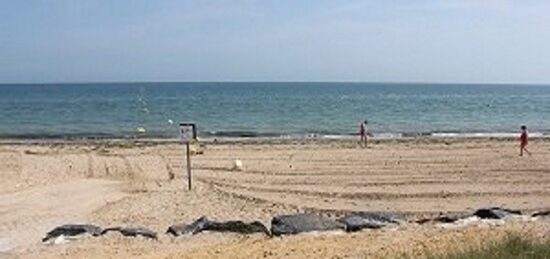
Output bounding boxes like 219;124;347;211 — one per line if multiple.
179;123;196;142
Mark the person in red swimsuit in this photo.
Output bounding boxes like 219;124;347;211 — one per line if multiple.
359;120;368;147
519;125;531;156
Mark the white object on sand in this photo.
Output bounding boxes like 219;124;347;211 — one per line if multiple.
53;235;69;245
232;159;243;171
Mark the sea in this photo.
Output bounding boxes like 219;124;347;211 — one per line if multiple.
0;82;549;139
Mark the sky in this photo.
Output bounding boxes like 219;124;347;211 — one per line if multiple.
1;0;550;84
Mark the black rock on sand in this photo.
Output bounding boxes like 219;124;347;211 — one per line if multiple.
167;216;269;236
473;207;522;219
337;212;403;232
101;227;158;240
167;216;209;236
532;210;550;218
271;213;345;236
42;224;103;242
205;220;269;235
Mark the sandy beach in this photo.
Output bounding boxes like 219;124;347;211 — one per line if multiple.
1;137;549;258
5;0;550;257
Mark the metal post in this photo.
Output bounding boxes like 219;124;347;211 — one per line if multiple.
186;142;192;190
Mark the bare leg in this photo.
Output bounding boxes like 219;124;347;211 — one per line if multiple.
520;146;523;156
524;147;531;156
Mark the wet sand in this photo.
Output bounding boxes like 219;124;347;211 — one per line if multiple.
0;138;549;258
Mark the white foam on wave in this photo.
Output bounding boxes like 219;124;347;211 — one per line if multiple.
195;131;550;142
322;135;355;140
373;133;403;139
434;133;506;138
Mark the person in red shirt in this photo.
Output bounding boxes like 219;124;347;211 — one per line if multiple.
519;125;531;156
359;120;368;147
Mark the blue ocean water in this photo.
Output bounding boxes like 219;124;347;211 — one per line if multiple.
0;82;549;138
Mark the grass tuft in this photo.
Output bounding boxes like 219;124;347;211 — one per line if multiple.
423;234;550;259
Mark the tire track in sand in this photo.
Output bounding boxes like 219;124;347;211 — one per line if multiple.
0;179;126;253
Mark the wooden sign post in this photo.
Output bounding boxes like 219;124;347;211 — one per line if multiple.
179;123;196;190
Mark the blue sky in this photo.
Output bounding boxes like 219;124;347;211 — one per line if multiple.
1;0;550;84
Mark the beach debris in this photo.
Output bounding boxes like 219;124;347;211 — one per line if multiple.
532;211;550;218
190;142;203;155
271;213;345;236
473;207;522;219
232;159;243;171
23;150;40;155
39;207;543;246
416;207;529;229
167;216;209;236
42;224;103;242
416;215;460;225
415;211;473;225
205;220;269;235
438;216;492;229
337;212;404;232
51;235;70;245
167;216;269;236
101;227;158;240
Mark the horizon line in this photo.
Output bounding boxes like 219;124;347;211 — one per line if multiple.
1;80;550;86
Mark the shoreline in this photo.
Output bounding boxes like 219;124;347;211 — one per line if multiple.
0;134;547;146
